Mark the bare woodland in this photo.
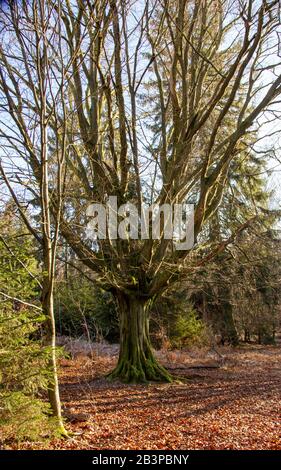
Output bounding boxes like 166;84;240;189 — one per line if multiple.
0;0;280;450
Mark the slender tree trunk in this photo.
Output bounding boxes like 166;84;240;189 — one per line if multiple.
108;293;173;383
42;275;66;433
244;329;250;343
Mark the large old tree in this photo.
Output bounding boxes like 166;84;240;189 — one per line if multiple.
0;0;281;382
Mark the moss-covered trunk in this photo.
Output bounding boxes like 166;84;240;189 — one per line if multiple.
108;293;173;383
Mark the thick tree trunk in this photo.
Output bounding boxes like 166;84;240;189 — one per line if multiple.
220;303;239;346
108;293;173;383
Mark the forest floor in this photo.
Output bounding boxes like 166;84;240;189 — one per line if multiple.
5;343;281;449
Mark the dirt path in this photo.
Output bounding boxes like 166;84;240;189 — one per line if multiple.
41;345;280;450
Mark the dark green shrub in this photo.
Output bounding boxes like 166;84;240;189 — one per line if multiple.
55;279;119;342
151;293;209;349
0;217;56;443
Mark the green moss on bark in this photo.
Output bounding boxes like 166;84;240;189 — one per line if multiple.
108;294;173;383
